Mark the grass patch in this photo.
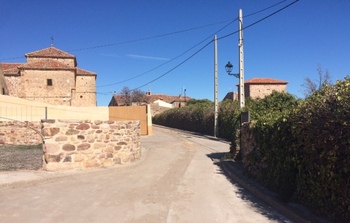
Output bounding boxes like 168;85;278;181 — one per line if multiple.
15;144;42;150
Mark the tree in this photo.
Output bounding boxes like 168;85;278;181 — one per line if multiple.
120;86;132;106
131;89;146;105
120;87;145;106
302;64;332;96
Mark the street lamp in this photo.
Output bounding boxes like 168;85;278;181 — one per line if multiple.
225;60;245;109
225;61;239;78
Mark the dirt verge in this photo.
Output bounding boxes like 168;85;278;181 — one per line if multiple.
0;145;43;171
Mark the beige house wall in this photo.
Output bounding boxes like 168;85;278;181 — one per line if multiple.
74;75;96;106
6;69;97;107
20;69;76;105
245;84;287;99
4;76;21;97
2;47;96;106
0;67;8;95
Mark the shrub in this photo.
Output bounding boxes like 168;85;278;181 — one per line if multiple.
244;92;300;201
153;99;215;135
291;77;350;221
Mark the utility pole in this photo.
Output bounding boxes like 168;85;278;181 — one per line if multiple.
238;9;245;108
214;35;219;137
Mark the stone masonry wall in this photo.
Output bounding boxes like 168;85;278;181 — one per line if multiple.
21;69;75;106
248;84;286;99
240;122;256;168
73;76;96;107
42;119;141;171
0;120;42;145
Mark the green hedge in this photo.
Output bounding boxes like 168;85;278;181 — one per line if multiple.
153;99;241;139
291;77;350;221
245;79;350;222
244;92;300;201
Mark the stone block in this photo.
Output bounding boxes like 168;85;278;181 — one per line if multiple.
66;129;80;135
55;136;68;142
113;157;121;164
77;143;91;151
84;160;101;168
76;123;90;130
42;127;60;136
62;144;76;151
74;154;85;162
64;156;72;162
44;143;60;154
44;153;63;163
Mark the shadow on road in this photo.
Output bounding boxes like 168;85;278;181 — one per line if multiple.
206;152;331;223
207;152;293;223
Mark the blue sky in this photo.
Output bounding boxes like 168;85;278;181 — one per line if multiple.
1;0;349;106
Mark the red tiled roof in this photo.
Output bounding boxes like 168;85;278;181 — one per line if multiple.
18;59;75;70
76;68;96;76
245;78;288;84
25;47;75;58
0;63;24;70
110;94;127;106
0;63;24;75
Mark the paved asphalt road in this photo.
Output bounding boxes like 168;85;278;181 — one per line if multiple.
0;126;292;223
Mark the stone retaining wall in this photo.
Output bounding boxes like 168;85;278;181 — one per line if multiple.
42;119;141;171
240;122;256;168
0;120;42;145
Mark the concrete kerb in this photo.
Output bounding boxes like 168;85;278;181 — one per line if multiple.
221;160;314;223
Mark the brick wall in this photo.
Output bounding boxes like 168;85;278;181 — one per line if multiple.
42;119;141;171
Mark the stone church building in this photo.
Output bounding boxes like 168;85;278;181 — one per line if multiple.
0;46;97;106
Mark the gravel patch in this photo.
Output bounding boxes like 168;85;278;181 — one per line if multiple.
0;145;43;171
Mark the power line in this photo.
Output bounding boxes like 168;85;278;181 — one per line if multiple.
219;0;300;40
96;19;237;88
130;40;214;92
96;0;290;88
68;20;231;53
74;0;290;54
0;20;231;61
245;0;288;18
0;0;288;61
2;0;300;97
100;0;301;95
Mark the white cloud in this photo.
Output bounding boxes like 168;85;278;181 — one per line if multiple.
100;53;121;58
126;54;170;61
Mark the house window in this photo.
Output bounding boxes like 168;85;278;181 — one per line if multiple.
80;95;83;99
47;79;53;86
